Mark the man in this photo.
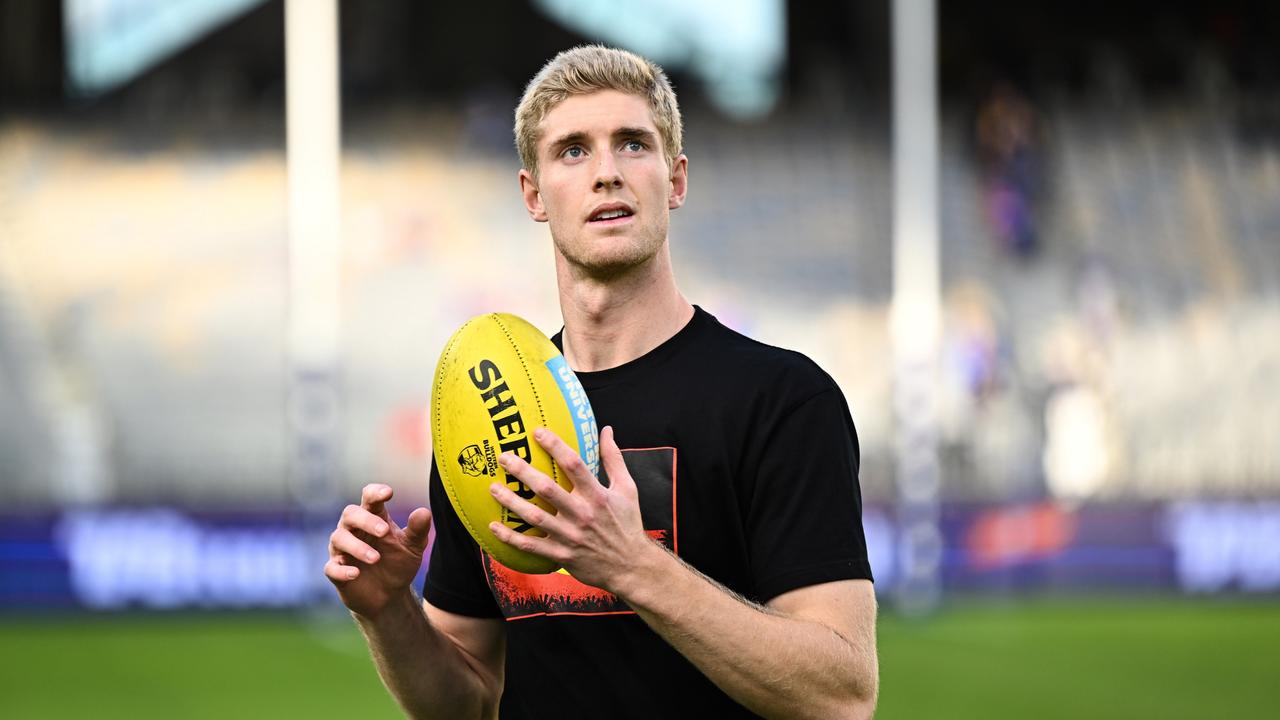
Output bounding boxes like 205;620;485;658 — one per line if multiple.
326;45;878;719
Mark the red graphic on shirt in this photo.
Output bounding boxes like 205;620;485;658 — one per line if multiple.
483;447;677;620
645;528;668;543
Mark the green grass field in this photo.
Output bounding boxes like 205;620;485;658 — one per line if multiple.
1;597;1276;718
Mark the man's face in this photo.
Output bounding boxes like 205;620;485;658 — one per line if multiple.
519;90;688;279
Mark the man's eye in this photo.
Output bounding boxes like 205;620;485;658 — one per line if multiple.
624;140;645;152
563;146;584;158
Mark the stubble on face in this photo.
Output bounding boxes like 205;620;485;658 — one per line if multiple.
549;210;666;282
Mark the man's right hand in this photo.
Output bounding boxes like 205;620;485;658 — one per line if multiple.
325;483;432;619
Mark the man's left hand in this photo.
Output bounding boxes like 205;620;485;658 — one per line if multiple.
488;425;659;591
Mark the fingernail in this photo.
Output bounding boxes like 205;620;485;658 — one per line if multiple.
534;427;547;440
347;567;358;579
365;550;378;562
375;522;388;535
498;454;511;467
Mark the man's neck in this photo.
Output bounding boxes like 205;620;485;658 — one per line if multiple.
556;247;694;373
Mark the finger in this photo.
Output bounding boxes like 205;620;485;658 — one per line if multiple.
489;481;572;538
330;526;381;564
498;450;580;515
489;521;565;564
599;426;637;498
324;558;360;583
532;427;604;497
340;504;391;538
361;483;394;520
402;507;433;554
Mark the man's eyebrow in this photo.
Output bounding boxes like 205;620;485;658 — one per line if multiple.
546;131;587;155
614;127;658;142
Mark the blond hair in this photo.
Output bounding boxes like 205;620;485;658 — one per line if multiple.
514;45;683;176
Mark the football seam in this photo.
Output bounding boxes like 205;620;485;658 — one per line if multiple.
432;316;489;551
490;313;559;493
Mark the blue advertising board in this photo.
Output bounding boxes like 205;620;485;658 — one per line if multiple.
2;502;1278;611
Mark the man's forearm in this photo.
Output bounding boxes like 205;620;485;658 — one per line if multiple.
614;547;878;720
353;591;500;720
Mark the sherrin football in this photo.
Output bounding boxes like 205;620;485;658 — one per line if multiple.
430;313;599;574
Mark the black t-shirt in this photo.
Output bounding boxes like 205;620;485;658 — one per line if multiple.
425;306;872;718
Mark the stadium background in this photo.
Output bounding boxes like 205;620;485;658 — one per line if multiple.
1;0;1277;717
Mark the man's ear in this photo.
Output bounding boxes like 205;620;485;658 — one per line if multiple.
519;168;548;222
668;154;689;210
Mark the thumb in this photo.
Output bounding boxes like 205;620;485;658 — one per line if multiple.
600;426;636;497
402;507;433;554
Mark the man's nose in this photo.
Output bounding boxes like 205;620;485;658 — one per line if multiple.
593;152;622;190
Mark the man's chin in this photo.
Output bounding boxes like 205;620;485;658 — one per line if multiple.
553;230;668;281
559;249;653;282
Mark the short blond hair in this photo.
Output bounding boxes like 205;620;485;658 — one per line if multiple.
514;45;683;176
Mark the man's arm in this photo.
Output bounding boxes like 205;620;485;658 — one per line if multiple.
325;484;506;719
352;593;506;720
489;428;879;720
617;556;878;720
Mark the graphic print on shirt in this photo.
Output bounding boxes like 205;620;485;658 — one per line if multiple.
482;447;677;619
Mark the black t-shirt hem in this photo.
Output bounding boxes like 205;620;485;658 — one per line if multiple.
423;577;502;618
756;558;874;604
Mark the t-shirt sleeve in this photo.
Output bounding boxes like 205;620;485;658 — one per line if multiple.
745;384;873;602
422;458;502;618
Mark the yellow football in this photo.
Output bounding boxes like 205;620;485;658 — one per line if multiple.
430;313;599;574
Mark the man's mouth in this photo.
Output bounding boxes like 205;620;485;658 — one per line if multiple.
588;205;635;224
